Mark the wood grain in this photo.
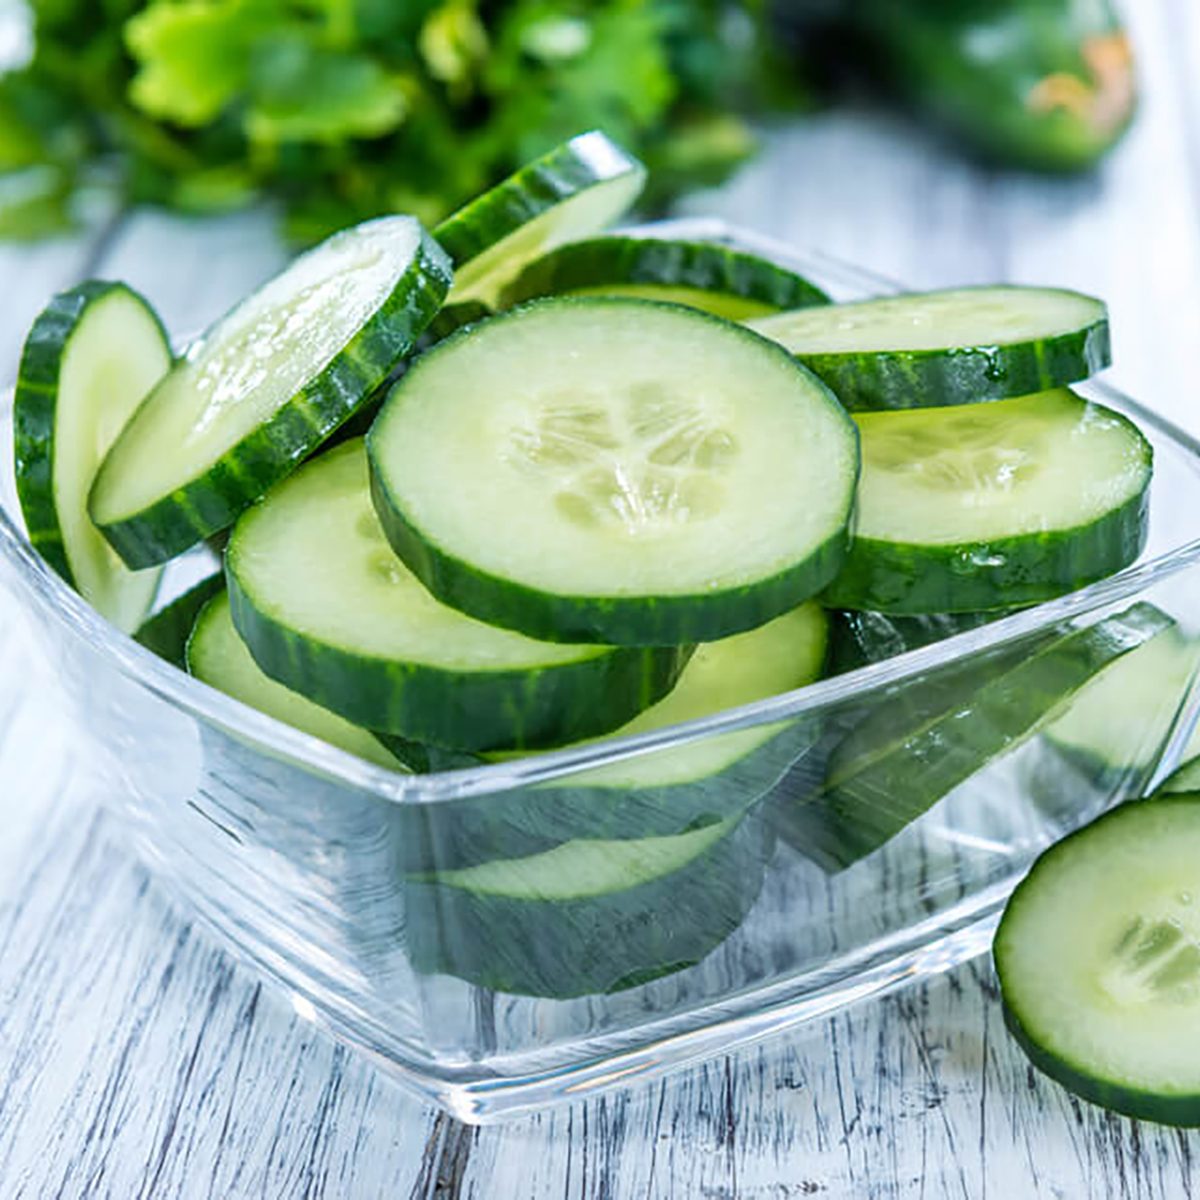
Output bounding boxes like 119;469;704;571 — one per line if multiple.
1;1;1199;1194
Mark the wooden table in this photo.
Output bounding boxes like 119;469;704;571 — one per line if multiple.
2;3;1199;1195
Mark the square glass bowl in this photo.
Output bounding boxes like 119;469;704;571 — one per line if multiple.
3;220;1200;1123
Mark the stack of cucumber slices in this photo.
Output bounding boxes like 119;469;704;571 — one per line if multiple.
14;128;1197;1095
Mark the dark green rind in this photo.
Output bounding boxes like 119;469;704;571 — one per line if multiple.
226;565;690;753
91;220;452;569
996;796;1200;1128
796;313;1111;411
827;609;1008;674
824;480;1150;615
14;280;170;585
498;236;829;314
785;603;1171;871
433;131;645;295
368;301;859;646
134;574;223;668
404;815;771;998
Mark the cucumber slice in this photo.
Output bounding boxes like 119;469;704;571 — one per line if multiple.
828;609;1005;675
748;285;1110;410
499;236;829;320
187;592;401;771
824;390;1151;614
369;299;859;645
1163;722;1200;794
14;281;171;631
89;216;451;568
995;795;1200;1126
406;812;770;997
1045;623;1200;784
135;574;224;668
786;603;1171;871
380;602;829;867
226;440;687;751
435;131;646;305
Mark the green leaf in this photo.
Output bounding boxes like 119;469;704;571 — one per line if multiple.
246;32;408;142
125;0;279;126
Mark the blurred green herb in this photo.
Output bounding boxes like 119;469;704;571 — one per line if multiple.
0;0;806;242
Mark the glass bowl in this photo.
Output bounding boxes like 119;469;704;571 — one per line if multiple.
3;220;1200;1124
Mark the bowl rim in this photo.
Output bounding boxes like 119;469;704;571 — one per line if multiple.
5;218;1200;806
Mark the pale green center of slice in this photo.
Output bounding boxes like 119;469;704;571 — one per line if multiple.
508;384;738;534
854;390;1148;545
92;217;420;523
1102;909;1200;1006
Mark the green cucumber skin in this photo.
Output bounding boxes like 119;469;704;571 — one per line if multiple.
14;280;170;585
92;226;452;569
499;236;830;312
798;315;1111;411
382;718;815;870
134;574;223;668
787;604;1171;871
405;816;771;998
824;483;1149;615
995;796;1200;1128
369;468;851;647
827;609;1006;674
433;132;645;275
226;567;690;753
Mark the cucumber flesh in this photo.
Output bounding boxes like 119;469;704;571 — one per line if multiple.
227;440;687;751
499;235;830;319
824;390;1152;613
187;592;401;771
785;603;1171;871
14;281;171;631
1161;722;1200;794
435;131;646;304
89;216;451;567
1045;624;1200;782
748;285;1110;410
996;795;1200;1126
369;298;859;645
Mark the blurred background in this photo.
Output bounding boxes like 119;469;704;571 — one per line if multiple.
0;0;1193;415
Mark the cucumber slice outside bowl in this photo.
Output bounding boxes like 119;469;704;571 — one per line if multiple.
14;281;172;631
499;235;830;320
435;131;646;305
226;440;689;752
996;794;1200;1126
368;298;860;646
824;389;1152;614
748;284;1110;410
89;215;451;569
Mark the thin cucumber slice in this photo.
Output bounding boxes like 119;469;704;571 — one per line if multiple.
369;299;859;645
135;573;224;668
187;592;401;771
89;216;451;568
995;795;1200;1126
748;285;1110;410
381;603;829;867
406;812;770;997
499;236;829;319
824;391;1152;614
435;131;646;305
828;609;1005;675
14;281;171;631
226;441;687;751
786;603;1171;871
1045;623;1200;784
